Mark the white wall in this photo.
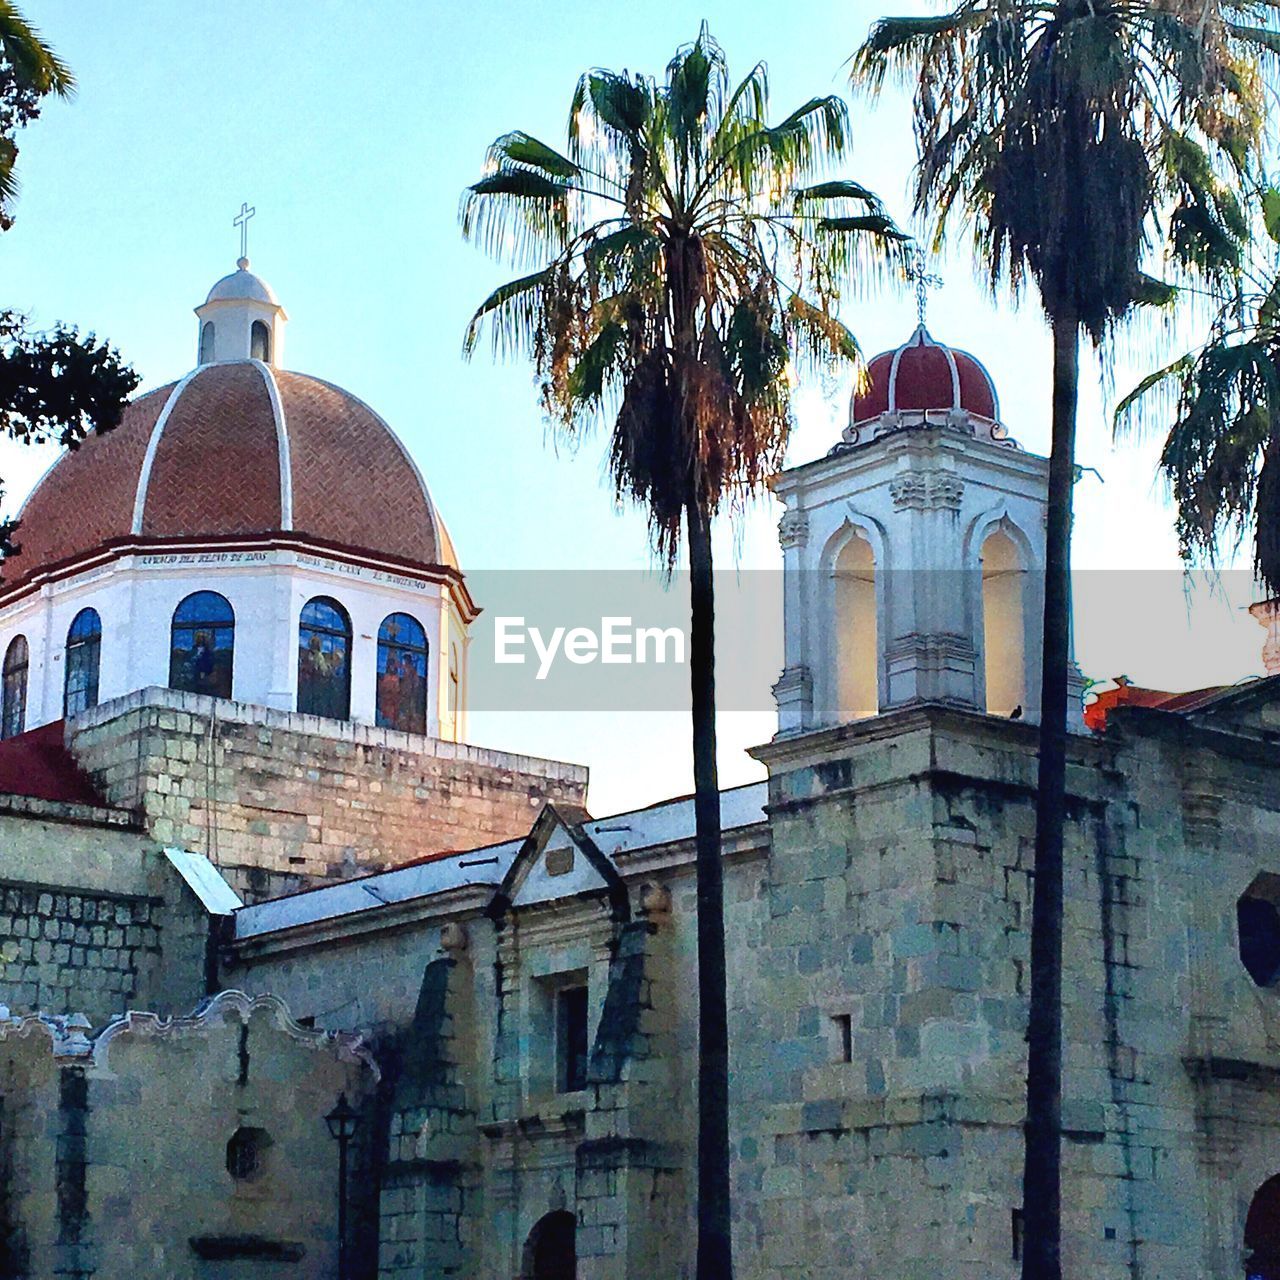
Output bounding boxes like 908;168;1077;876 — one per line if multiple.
0;546;470;740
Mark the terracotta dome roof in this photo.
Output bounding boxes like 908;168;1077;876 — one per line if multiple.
851;325;1000;426
5;360;455;591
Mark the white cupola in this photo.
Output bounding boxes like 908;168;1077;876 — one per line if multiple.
194;257;288;366
772;324;1086;735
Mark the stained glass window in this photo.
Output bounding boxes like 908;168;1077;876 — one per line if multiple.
298;597;351;720
2;635;28;739
376;612;428;735
170;592;235;700
64;608;101;718
251;320;271;362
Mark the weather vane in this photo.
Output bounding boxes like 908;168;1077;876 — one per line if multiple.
233;201;256;262
905;243;942;328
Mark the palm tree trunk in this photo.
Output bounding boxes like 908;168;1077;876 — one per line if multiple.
1021;307;1078;1280
687;494;733;1280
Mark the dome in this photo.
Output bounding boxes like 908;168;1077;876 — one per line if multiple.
204;257;278;306
851;324;1000;427
4;360;457;594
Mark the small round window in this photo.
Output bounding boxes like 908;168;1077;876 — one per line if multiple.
226;1126;271;1182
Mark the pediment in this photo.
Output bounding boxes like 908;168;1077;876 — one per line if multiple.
1182;675;1280;737
488;805;629;921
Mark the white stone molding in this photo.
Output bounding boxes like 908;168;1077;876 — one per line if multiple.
131;367;207;534
254;360;294;530
89;989;381;1080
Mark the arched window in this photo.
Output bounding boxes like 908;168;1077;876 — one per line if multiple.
64;608;101;718
2;636;28;739
199;321;215;364
834;532;878;721
981;528;1027;717
298;597;351;720
251;320;271;363
170;592;235;699
376;612;428;735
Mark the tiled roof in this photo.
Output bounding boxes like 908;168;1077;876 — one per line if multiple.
1084;681;1231;732
3;361;450;593
0;721;106;807
853;325;1000;424
279;374;440;566
9;383;172;583
142;363;282;538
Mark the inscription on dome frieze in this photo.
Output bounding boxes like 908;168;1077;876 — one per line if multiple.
296;553;430;592
138;551;270;568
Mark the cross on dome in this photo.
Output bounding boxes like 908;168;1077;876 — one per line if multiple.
904;243;943;329
234;201;256;263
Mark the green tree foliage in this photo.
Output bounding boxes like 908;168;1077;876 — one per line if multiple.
0;312;139;556
1118;182;1280;596
0;4;135;565
462;28;906;1277
0;0;74;228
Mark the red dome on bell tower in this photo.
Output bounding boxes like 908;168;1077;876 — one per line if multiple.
851;324;1000;427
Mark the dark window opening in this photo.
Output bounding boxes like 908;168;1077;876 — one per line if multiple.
226;1126;271;1182
2;635;28;739
1012;1208;1024;1262
199;321;215;364
557;985;589;1093
170;591;235;699
1239;875;1280;987
251;319;271;362
832;1013;853;1063
64;608;101;718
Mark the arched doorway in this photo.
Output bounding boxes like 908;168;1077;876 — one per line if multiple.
1246;1175;1280;1278
524;1210;576;1280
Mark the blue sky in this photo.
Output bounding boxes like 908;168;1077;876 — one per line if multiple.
3;2;1268;815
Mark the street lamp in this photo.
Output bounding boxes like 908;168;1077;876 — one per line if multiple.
325;1093;361;1280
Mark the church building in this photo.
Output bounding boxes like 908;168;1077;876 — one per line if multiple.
2;259;1279;1280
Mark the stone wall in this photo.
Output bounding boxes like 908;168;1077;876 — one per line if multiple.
226;698;1280;1279
0;805;210;1022
69;688;589;902
0;991;379;1280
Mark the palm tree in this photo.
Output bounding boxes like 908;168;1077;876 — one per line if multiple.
853;4;1276;1276
461;28;906;1277
1118;183;1280;597
0;0;75;225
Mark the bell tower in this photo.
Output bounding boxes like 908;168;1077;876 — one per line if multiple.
194;257;288;366
772;324;1086;735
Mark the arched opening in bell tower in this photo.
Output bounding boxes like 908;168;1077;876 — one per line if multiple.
251;319;271;362
834;531;878;721
981;527;1027;717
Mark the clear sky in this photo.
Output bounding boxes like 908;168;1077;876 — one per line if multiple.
4;1;1269;815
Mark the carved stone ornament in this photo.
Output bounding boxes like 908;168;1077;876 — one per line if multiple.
778;509;810;550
